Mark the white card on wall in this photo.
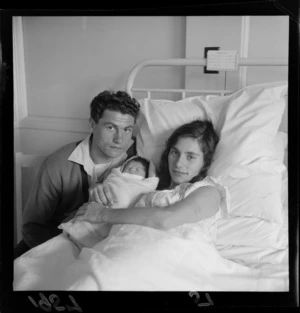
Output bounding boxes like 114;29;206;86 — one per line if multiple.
206;50;238;71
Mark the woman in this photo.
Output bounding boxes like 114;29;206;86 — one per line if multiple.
82;119;222;230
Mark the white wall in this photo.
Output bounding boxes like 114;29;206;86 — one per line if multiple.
185;15;288;132
23;16;186;119
246;16;289;87
185;16;242;91
15;16;186;155
185;16;288;90
14;15;289;156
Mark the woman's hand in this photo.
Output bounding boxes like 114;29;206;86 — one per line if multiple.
75;202;105;223
89;183;116;207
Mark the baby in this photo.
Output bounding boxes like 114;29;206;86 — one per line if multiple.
91;156;157;207
58;156;158;248
122;156;149;177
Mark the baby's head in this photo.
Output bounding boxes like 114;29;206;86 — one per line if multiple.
122;157;149;178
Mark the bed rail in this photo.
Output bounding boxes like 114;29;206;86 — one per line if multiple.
126;58;288;98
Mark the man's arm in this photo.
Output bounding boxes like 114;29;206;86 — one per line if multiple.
22;158;61;248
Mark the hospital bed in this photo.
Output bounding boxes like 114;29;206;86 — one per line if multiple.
13;57;290;292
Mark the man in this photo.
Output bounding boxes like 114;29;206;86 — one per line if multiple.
14;90;140;258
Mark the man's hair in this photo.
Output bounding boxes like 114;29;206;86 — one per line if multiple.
90;90;140;123
157;120;219;190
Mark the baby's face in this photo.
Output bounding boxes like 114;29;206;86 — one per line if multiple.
123;161;146;177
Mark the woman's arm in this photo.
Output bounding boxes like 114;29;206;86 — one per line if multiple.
159;186;220;229
79;186;221;230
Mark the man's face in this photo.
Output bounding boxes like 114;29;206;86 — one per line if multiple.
90;109;135;163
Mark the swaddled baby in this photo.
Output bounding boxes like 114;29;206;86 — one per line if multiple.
59;156;159;248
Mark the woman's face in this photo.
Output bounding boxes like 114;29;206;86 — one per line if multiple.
168;137;204;187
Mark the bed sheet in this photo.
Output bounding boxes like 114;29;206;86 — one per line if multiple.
14;170;289;291
13;223;289;291
217;245;288;267
14;234;80;290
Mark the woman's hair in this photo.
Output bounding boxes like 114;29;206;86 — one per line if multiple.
157;120;219;190
90;90;140;123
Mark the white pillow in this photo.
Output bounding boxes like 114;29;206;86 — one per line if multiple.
219;171;283;223
206;82;287;177
216;167;288;246
217;245;288;266
136;97;209;168
136;82;287;223
215;216;287;249
136;81;287;177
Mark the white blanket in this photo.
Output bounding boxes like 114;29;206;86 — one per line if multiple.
101;168;160;208
58;169;159;247
14;177;288;291
14;224;288;291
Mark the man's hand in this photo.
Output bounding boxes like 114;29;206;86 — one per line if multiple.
89;183;116;207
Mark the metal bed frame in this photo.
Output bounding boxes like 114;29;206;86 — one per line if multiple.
126;58;288;99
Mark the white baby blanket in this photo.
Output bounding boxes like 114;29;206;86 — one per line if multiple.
58;168;159;248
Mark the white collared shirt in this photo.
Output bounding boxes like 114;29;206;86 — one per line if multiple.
68;134;131;186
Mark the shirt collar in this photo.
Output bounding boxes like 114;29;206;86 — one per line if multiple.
68;134;94;176
68;134;92;166
68;134;134;177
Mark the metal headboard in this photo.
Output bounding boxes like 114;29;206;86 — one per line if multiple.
126;58;288;99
